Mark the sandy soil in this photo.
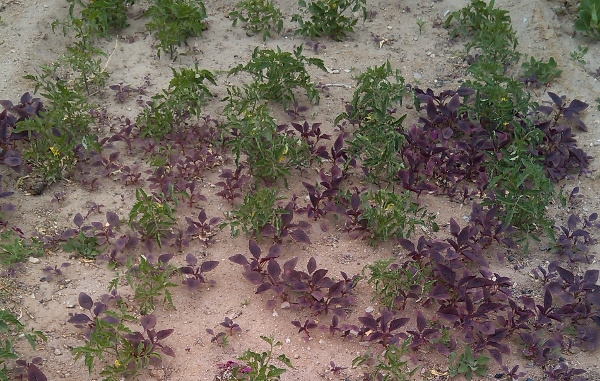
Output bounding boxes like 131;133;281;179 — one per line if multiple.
1;0;600;380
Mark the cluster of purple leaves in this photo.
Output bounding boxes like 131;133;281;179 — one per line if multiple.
0;92;43;173
229;240;359;315
355;207;599;378
553;213;600;263
76;115;222;193
0;174;16;220
178;253;219;290
206;317;242;346
38;211;139;265
12;357;47;381
42;262;71;282
215;166;250;204
109;81;149;103
68;292;175;365
401;87;591;203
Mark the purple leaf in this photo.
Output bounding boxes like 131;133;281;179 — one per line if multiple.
200;260;219;273
389;317;409;331
267;259;281;279
78;292;93;310
27;363;47;381
141;314;157;330
161;345;176;357
68;313;91;324
307;257;317;274
106;211;119;227
156;328;174;340
229;254;249;265
249;240;261;259
290;229;311;244
186;253;198;266
243;271;263;285
74;213;84;228
416;310;427;332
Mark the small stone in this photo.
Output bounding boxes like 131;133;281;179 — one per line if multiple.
31;293;35;299
272;310;279;317
281;302;291;309
54;348;62;356
28;257;40;264
286;338;291;344
413;72;422;79
66;301;76;308
319;339;325;344
365;306;374;313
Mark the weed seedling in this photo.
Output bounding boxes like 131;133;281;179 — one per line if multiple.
128;188;176;248
124;254;179;313
520;56;562;86
228;45;326;109
417;18;425;34
292;0;368;41
227;188;287;239
448;347;489;380
145;0;208;59
230;0;284;40
69;293;175;378
218;335;294;379
575;0;600;39
570;45;588;65
0;229;44;265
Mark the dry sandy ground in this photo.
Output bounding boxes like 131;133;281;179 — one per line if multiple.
1;0;600;380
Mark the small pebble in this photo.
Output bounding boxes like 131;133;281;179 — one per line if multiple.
28;257;40;264
66;301;76;308
365;306;374;313
281;302;291;309
272;310;278;317
54;348;62;356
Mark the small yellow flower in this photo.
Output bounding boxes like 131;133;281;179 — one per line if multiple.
115;360;121;367
50;147;60;156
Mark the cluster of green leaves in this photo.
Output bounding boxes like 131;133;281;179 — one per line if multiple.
363;259;432;309
145;0;207;59
361;189;436;242
226;188;287;239
446;0;560;233
230;0;283;40
137;66;216;138
72;300;172;380
223;105;311;185
66;0;135;39
292;0;368;41
21;39;100;183
521;56;562;85
0;310;46;381
123;255;178;314
62;231;105;260
445;0;519;72
575;0;600;39
353;340;417;381
484;141;554;233
448;346;490;380
236;336;294;380
571;44;589;65
337;61;407;182
128;188;176;247
0;230;43;265
52;5;111;93
228;45;326;110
